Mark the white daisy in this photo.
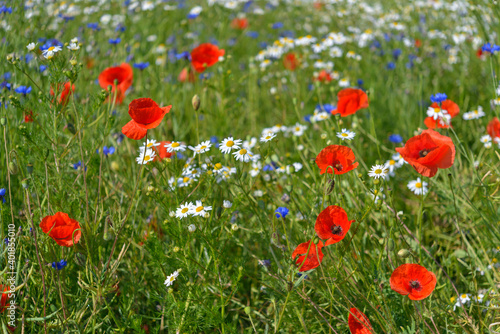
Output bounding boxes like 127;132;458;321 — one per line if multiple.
336;129;355;141
187;224;196;232
291;123;307;137
165;141;186;152
392;153;406;167
223;200;232;208
260;132;277;143
177;175;197;188
164;270;179;287
26;42;37;51
368;164;388;179
233;148;253;162
426;106;448;120
136;148;156;165
67;42;80;51
249;161;261;177
384;159;399;174
293;162;303;172
42;46;63;59
141;139;161;151
481;135;492;148
189;141;212;156
192;200;212;217
219;137;242;154
175;203;194;219
407;178;428;195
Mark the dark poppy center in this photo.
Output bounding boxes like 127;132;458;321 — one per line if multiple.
331;225;343;236
332;160;343;171
419;148;433;158
409;280;422;291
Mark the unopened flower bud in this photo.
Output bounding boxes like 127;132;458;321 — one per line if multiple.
192;94;201;111
398;249;411;258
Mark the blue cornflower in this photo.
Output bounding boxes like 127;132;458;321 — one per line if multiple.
51;259;67;270
388;134;403;144
304;114;312;123
258;259;271;267
246;31;259;39
259;42;268;49
72;161;82;170
481;43;500;54
357;79;364;87
97;146;115;156
0;6;12;14
133;62;149;70
263;162;278;171
386;62;396;70
115;24;126;32
176;51;191;61
271;22;283;29
393;48;402;59
0;81;11;90
316;104;335;113
199;72;212;80
4;238;8;245
243;1;253;12
87;23;100;30
275;207;289;219
371;40;381;49
430;93;447;103
109;38;121;45
297;272;309;279
0;188;6;203
39;65;48;73
3;72;11;80
15;86;32;96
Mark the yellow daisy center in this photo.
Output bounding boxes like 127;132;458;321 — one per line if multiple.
415;182;422;188
196;206;204;212
389;160;395;165
239;149;247;155
172;142;180;148
214;163;223;170
181;208;189;213
183;177;190;183
48;46;55;51
374;169;382;174
226;140;234;147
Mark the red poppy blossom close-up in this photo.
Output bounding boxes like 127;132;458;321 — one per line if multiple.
487;117;500;140
283;53;300;71
390;263;437;300
190;43;225;73
292;240;324;271
50;82;75;106
424;99;460;129
332;88;369;117
122;98;172;140
315;205;354;246
395;129;455;177
315;145;359;175
39;212;82;247
348;308;374;334
98;63;134;104
231;17;248;30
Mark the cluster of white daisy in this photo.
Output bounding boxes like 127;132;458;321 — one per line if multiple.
452;291;499;311
462;106;485;120
136;139;160;165
175;200;213;219
480;135;500;149
26;37;80;60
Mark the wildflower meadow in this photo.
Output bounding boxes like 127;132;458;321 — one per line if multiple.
2;0;500;333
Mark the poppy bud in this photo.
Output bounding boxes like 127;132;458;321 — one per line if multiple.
8;161;18;175
378;238;385;245
27;162;33;174
0;118;5;126
325;179;335;195
373;179;380;185
231;224;239;231
21;178;29;189
192;94;201;111
397;249;410;258
70;60;77;66
244;306;251;315
387;239;395;250
313;236;320;245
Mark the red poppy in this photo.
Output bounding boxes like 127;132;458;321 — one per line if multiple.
153;141;175;162
487;117;500;140
190;43;225;73
283;53;299;71
98;63;133;104
0;285;9;313
315;145;359;175
414;39;422;48
292;240;324;271
348;308;374;334
315;205;354;246
390;263;437;300
121;98;172;140
50;82;75;106
231;17;248;30
332;88;369;117
395;129;455;177
424;99;460;129
24;110;34;123
178;67;196;83
313;70;332;83
40;212;81;247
